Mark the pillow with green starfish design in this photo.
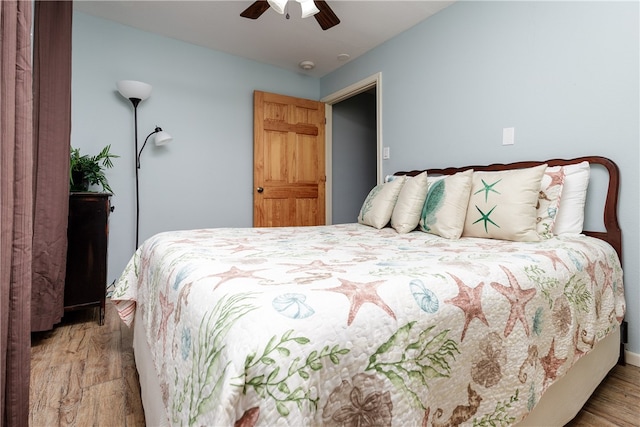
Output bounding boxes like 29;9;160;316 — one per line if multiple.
462;164;547;242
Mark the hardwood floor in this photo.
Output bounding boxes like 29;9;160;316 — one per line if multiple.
30;301;145;426
565;360;640;427
30;301;639;426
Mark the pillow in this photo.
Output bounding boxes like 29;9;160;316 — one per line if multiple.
553;161;590;235
462;164;547;242
358;177;406;229
391;172;429;233
536;166;566;239
419;170;473;239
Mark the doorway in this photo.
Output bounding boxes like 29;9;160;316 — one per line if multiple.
322;73;382;225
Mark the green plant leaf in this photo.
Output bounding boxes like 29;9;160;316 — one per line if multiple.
276;401;290;417
267;367;280;383
278;382;290;394
69;145;118;193
261;357;276;365
276;346;291;357
234;330;349;419
305;350;318;365
309;361;322;371
368;321;415;367
248;375;264;386
288;357;300;376
288;387;305;401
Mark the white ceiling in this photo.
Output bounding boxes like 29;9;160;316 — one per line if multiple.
73;0;455;77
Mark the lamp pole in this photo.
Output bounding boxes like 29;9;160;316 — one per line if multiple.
117;80;154;251
129;97;142;249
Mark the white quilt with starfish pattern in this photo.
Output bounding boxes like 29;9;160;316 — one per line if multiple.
112;223;625;426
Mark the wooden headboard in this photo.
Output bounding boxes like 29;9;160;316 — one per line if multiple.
394;156;622;260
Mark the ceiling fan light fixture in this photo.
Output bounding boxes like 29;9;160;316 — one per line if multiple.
267;0;287;14
298;0;320;18
241;0;340;30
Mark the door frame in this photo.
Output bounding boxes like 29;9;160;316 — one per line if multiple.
321;72;383;225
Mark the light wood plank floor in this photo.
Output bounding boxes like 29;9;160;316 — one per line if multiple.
30;301;639;426
30;301;145;426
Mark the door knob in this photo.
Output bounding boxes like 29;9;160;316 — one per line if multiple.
257;187;264;193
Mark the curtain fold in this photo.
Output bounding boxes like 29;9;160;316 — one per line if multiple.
1;1;34;425
30;1;73;331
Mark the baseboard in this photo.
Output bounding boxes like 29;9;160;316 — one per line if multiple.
625;350;640;367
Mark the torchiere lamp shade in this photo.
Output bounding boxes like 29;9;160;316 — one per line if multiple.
117;80;152;101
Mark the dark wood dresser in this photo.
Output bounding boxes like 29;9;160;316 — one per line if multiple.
64;192;112;325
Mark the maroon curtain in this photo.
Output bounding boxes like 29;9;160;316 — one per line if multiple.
30;1;73;331
0;1;34;425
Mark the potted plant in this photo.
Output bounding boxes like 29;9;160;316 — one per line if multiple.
70;145;119;193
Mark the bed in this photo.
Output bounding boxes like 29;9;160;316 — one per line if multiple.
112;156;625;427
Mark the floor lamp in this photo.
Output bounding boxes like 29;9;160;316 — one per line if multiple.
117;80;172;249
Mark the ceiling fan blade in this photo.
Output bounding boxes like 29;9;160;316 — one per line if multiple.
240;0;271;19
313;0;340;30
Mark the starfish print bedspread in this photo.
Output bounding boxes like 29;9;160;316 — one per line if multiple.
112;223;625;426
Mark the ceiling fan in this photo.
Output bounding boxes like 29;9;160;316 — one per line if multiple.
240;0;340;31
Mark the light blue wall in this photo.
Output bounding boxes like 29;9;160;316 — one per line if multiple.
72;12;319;289
321;1;639;354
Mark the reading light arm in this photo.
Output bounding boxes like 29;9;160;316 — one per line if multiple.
137;126;163;169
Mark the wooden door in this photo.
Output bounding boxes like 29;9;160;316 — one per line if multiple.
253;91;326;227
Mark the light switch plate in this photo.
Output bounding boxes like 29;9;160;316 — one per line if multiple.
502;127;515;145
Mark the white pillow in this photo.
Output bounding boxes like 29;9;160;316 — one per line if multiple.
419;170;473;239
537;166;565;239
391;172;428;233
553;161;590;235
462;164;547;242
358;177;406;229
